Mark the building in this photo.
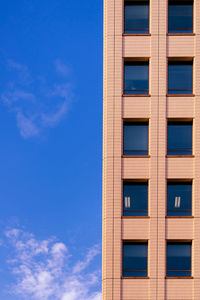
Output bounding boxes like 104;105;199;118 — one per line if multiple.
102;0;200;299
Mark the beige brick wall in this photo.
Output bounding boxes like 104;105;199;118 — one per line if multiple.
103;0;199;299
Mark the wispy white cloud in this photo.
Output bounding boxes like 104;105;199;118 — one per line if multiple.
1;90;35;106
5;228;101;300
7;60;28;73
55;59;70;77
41;101;69;127
16;111;39;138
72;244;100;274
48;82;73;100
1;59;73;139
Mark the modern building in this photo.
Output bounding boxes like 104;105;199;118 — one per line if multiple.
102;1;200;299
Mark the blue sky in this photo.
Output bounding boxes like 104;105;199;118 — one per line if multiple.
0;1;102;299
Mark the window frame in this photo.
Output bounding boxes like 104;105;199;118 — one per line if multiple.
166;180;193;217
167;59;193;96
123;59;150;96
166;240;192;278
124;0;150;35
122;240;149;278
123;180;149;217
167;119;193;157
123;119;149;157
168;0;194;35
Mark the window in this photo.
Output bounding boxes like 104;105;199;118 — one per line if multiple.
124;61;149;95
123;122;148;155
168;1;193;33
167;121;192;155
123;242;148;277
167;242;191;277
167;182;192;216
168;60;193;95
123;182;148;216
124;1;149;34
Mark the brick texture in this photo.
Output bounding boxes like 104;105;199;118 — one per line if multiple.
103;0;199;299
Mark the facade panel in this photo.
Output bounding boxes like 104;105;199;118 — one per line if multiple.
103;0;199;299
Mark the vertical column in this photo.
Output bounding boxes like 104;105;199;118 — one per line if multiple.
102;0;115;298
103;0;123;298
149;0;159;298
193;0;200;298
158;0;167;299
113;0;123;298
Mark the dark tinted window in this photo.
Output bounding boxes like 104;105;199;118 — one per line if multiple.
123;182;148;216
167;182;192;216
124;61;149;95
167;242;191;277
168;61;193;95
124;122;148;155
168;122;192;155
123;242;148;277
168;1;193;33
124;1;149;34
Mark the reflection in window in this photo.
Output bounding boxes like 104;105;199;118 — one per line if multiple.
123;182;148;216
167;242;191;277
124;61;149;95
124;1;149;34
123;242;148;277
168;122;192;155
167;182;192;216
168;1;193;33
168;61;193;95
123;122;148;155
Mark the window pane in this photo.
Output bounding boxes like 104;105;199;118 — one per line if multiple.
168;2;193;33
123;243;147;277
168;62;193;94
123;182;148;216
167;183;192;216
124;62;149;95
124;123;148;155
124;2;149;34
167;242;191;277
168;123;192;155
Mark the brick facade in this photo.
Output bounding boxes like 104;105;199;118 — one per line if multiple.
103;0;200;299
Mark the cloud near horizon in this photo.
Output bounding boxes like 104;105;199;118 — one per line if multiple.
1;59;73;139
4;228;101;300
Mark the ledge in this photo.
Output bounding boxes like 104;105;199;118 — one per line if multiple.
122;216;150;219
123;239;148;243
165;276;193;279
166;155;194;158
123;94;151;97
167;239;192;242
167;94;195;97
122;276;149;279
123;33;151;36
167;33;195;36
166;216;194;218
122;155;150;158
